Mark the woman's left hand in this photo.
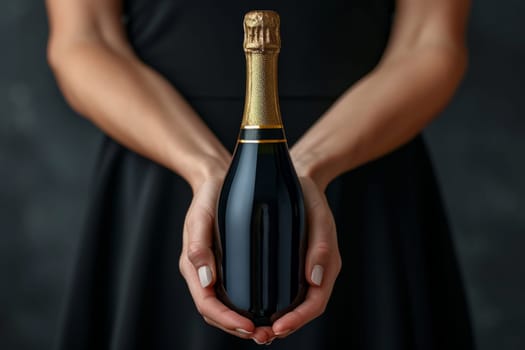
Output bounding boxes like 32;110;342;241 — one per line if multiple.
271;176;342;338
179;177;276;344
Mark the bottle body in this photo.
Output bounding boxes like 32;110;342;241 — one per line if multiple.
214;135;307;326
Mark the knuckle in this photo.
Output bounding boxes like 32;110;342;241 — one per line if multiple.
178;255;185;274
312;241;331;260
187;207;213;231
203;316;213;326
178;251;194;278
336;255;343;271
187;242;209;265
195;301;204;315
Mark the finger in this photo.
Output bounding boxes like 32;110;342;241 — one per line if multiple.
183;181;222;288
203;316;275;344
250;326;275;345
272;250;340;336
181;258;255;334
299;177;339;287
202;316;253;339
272;286;329;336
270;177;341;336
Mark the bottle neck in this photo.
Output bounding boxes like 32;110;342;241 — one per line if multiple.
241;51;283;129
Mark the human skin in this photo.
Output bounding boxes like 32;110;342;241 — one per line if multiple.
46;0;470;345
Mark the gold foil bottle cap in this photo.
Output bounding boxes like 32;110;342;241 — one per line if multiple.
243;10;280;53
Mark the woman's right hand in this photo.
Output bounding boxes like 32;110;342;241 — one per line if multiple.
179;176;277;345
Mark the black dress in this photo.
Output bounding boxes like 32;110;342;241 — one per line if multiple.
58;1;475;349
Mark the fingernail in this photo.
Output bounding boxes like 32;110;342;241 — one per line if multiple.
252;338;264;345
235;328;253;335
311;264;324;286
198;266;212;288
265;337;276;345
274;329;292;336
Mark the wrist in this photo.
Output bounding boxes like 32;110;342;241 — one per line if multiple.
187;154;230;194
291;149;333;192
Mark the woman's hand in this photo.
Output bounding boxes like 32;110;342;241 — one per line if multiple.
179;176;277;345
178;175;341;344
271;176;342;338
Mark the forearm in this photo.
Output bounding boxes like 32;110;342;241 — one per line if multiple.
49;39;230;191
291;44;467;189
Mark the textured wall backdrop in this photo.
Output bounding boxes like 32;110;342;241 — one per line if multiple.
0;1;523;349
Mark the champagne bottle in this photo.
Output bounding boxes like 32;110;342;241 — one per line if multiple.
214;10;308;327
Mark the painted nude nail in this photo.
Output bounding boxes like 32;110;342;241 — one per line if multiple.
198;265;212;288
311;264;324;286
235;328;253;335
274;329;292;336
265;337;276;345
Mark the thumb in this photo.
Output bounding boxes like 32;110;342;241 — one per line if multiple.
300;177;336;288
184;182;221;289
305;217;333;288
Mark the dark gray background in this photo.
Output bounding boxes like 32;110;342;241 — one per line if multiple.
1;1;523;349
